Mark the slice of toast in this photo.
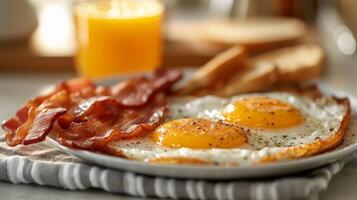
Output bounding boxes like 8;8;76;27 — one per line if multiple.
216;61;278;96
178;46;246;95
217;43;323;96
250;43;323;83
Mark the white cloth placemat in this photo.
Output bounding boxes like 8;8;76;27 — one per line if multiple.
0;140;356;200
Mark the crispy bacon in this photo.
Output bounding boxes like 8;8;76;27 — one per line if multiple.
51;94;165;155
111;69;182;107
3;92;70;147
73;96;121;120
23;107;67;145
58;77;95;93
1;69;182;156
71;69;181;119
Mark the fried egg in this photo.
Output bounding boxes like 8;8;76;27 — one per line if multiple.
112;91;350;166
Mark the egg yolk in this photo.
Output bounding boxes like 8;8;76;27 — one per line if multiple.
151;118;247;149
223;97;303;129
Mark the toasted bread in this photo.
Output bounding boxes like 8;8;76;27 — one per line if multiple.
179;42;323;96
216;61;278;96
178;46;246;94
250;43;323;83
217;43;323;96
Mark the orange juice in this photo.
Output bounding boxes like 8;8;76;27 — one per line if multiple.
75;0;163;78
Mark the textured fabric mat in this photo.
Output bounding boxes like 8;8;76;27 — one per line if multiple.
0;140;356;200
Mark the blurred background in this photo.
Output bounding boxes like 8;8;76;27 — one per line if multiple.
0;0;355;71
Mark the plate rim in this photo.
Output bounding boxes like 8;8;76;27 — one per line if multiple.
48;136;357;171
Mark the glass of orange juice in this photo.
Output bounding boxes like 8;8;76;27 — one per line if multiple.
74;0;163;78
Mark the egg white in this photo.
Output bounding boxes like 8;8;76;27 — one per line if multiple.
112;92;347;166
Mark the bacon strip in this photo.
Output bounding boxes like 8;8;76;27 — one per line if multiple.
73;69;181;118
3;105;67;147
1;78;88;141
58;77;95;93
73;96;121;120
1;69;181;156
23;107;67;145
112;69;181;107
51;94;165;155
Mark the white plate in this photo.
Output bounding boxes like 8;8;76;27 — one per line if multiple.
48;75;357;180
